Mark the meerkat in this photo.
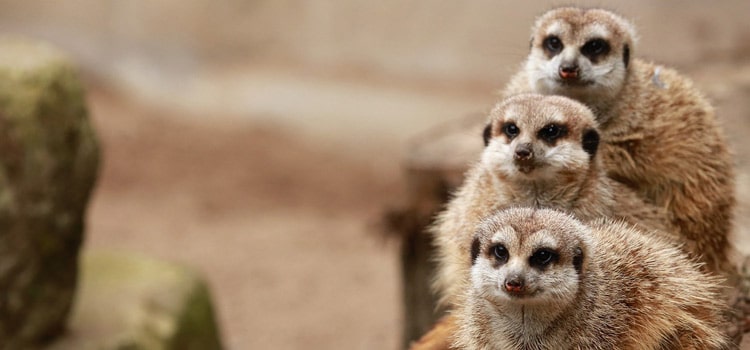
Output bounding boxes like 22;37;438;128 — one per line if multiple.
454;207;731;350
502;7;736;277
432;93;675;309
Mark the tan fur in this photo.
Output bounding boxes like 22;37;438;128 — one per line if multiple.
454;208;731;350
432;94;674;308
408;316;455;350
503;7;737;277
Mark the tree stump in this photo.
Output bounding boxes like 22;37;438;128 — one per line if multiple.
384;114;485;348
0;36;100;348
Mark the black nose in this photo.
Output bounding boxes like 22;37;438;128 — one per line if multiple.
514;144;533;160
559;64;579;79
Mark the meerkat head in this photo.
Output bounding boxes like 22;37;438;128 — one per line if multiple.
469;208;590;311
524;7;637;115
481;94;600;182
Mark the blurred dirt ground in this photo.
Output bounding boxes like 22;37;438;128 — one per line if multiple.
83;84;406;349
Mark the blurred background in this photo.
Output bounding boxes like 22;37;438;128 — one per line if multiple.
1;1;749;349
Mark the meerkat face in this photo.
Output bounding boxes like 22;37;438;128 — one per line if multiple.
481;94;600;182
524;8;636;107
470;208;589;309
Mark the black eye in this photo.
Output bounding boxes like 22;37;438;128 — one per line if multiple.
581;38;610;58
492;245;509;264
502;123;519;139
538;124;566;143
529;249;558;269
543;35;563;54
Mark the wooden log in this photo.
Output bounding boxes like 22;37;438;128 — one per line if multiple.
383;114;485;349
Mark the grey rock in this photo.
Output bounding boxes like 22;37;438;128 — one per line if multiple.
0;36;100;348
47;252;224;350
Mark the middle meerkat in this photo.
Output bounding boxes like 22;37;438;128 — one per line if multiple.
502;7;736;276
432;93;673;308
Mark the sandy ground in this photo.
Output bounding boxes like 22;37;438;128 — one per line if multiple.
82;85;408;349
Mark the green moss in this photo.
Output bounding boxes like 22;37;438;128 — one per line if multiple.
56;252;225;350
170;280;224;350
0;36;100;346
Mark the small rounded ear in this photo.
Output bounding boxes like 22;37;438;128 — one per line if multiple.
482;123;492;147
573;247;584;274
623;44;630;69
582;129;600;159
471;237;481;265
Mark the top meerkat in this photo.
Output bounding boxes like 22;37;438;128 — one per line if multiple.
503;7;736;276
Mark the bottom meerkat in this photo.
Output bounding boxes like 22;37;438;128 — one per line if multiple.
455;207;731;350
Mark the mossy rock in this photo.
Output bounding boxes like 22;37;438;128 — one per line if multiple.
0;36;100;348
47;252;224;350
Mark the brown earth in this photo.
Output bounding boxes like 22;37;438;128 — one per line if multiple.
82;84;405;350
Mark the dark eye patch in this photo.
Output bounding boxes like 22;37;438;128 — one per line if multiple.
580;38;611;62
471;237;481;265
623;44;630;68
483;123;492;147
582;129;600;158
529;248;559;269
538;123;567;144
